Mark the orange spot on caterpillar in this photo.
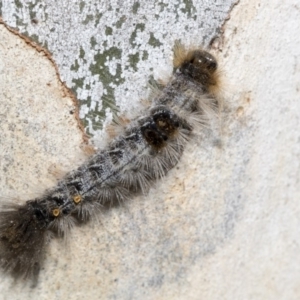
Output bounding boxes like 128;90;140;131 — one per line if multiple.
73;195;82;204
52;208;60;217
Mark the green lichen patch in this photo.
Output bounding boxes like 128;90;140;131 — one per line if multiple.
132;2;140;14
148;33;162;47
14;0;23;9
142;51;149;61
89;47;122;76
129;23;145;46
79;1;85;13
115;15;126;28
72;78;84;89
79;47;86;60
181;0;196;17
90;36;97;48
94;13;103;26
157;2;168;12
105;26;113;36
85;47;125;131
28;33;40;45
15;17;26;27
128;53;140;71
71;59;80;72
82;14;94;25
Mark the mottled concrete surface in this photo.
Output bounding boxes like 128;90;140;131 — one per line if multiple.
0;0;300;299
0;24;86;198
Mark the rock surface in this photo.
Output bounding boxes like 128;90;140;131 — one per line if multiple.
0;0;300;299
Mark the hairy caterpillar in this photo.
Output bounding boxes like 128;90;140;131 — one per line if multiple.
0;42;221;282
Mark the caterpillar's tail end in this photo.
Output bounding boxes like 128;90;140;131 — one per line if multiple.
0;202;48;283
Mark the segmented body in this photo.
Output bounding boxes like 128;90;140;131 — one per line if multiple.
0;45;220;280
40;105;190;226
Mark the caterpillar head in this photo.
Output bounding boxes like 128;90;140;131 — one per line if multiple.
177;49;218;88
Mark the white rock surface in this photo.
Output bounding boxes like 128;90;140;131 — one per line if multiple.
1;0;236;135
0;0;300;299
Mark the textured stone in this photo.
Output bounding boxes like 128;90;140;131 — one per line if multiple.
0;0;300;299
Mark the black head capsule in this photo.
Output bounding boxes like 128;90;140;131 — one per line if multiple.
193;50;218;72
141;122;168;149
178;50;218;88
